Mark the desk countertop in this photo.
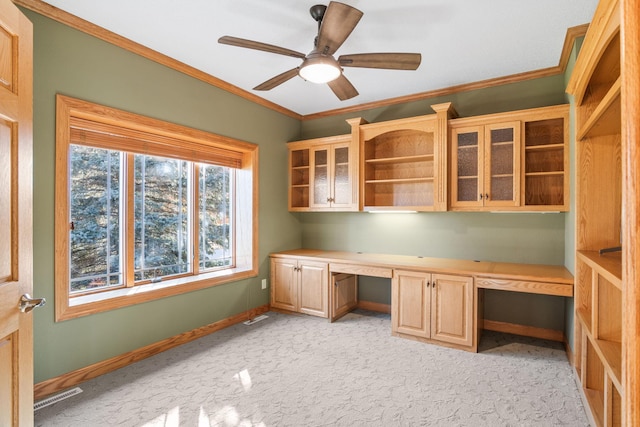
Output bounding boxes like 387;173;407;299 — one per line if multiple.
270;249;574;285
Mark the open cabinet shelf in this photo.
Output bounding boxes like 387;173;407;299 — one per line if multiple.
567;0;623;424
359;103;455;212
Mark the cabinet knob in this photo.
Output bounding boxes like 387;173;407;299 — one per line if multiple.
485;193;489;200
479;193;483;200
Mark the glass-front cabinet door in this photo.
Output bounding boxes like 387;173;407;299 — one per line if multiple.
483;121;520;207
311;146;330;207
309;142;354;210
451;126;483;208
332;144;351;206
451;121;520;209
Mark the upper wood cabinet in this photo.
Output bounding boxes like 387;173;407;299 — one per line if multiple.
288;133;358;211
358;103;456;211
449;105;569;211
451;121;521;209
288;103;567;213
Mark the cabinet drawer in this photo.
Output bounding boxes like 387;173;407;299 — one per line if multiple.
329;263;393;278
475;277;573;297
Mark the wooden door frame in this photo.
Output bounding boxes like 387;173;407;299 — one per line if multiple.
0;0;33;424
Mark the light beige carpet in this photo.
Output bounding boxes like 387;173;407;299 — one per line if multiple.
34;310;589;426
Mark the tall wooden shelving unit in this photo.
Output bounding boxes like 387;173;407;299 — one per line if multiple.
566;0;623;425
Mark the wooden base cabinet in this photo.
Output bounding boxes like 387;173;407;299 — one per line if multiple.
270;258;329;318
392;270;474;349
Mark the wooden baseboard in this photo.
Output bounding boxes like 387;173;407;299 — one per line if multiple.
34;304;269;401
357;300;391;314
482;319;565;342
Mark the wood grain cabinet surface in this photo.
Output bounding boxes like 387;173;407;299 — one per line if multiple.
392;270;473;348
270;257;329;317
288;103;567;213
566;0;623;424
288;133;358;212
449;104;569;212
271;250;573;354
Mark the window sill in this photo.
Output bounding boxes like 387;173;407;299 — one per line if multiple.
58;266;257;321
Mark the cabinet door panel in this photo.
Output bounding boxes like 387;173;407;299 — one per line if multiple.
451;127;483;207
331;144;353;207
299;261;329;317
392;270;430;337
431;274;473;347
484;122;520;207
330;273;357;322
270;259;298;311
310;147;330;208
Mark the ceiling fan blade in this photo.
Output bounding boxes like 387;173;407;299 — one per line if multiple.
218;36;306;59
253;68;299;91
316;2;363;55
327;74;359;101
338;53;422;70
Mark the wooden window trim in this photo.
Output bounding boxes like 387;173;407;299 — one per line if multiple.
54;94;259;321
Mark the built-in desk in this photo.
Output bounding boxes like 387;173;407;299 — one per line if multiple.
270;249;573;352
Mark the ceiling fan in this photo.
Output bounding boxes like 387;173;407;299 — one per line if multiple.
218;1;421;101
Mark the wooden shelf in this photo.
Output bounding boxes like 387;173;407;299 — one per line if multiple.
577;250;622;290
525;143;564;151
525;171;564;177
597;338;622;392
578;77;622;140
577;307;593;335
584;388;605;427
366;154;434;165
291;184;309;188
366;177;434;184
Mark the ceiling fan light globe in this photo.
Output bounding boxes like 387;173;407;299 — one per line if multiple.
299;63;341;83
299;52;341;84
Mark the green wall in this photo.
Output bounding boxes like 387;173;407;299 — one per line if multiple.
300;75;567;139
25;9;301;383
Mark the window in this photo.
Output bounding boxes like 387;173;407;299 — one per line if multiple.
55;95;258;321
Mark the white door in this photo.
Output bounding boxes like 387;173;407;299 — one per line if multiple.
0;1;36;425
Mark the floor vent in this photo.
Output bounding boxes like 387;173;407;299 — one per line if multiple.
34;387;83;411
243;314;269;325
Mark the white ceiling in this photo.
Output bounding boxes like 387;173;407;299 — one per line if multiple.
41;0;598;116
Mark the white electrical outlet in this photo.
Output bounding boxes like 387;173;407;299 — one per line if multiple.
261;279;267;290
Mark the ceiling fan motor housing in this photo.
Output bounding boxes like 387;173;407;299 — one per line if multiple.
309;5;327;22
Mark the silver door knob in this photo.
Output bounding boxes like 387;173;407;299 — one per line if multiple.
19;294;46;313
